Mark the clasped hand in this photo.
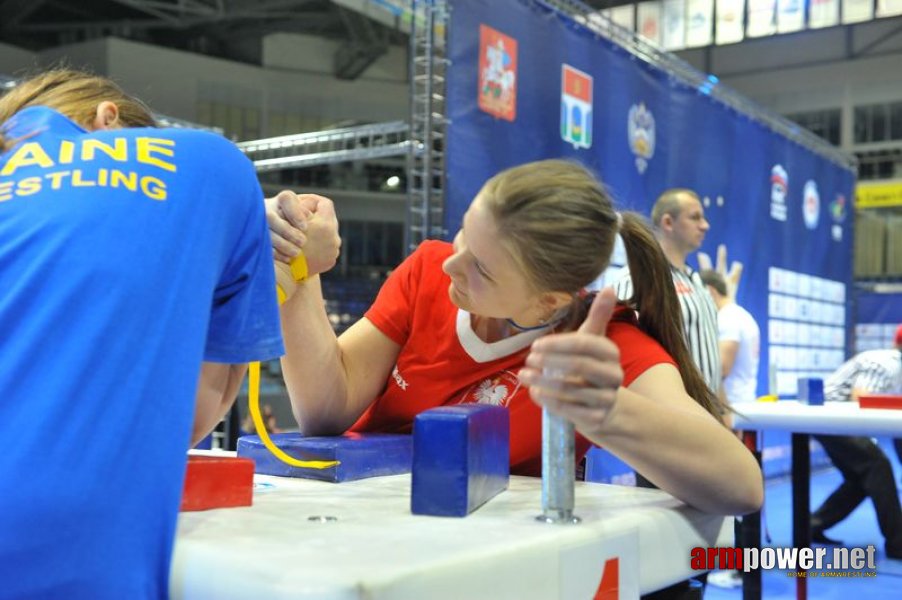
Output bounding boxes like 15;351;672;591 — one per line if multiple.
518;288;624;438
265;190;341;296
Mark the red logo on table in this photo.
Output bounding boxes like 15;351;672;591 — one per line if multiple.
478;24;518;122
458;370;521;407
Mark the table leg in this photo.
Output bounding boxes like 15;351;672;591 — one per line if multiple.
791;433;810;600
741;430;762;600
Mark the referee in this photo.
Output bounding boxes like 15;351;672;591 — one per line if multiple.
613;188;722;393
811;325;902;559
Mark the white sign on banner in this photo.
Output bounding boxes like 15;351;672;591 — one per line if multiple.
843;0;874;23
809;0;839;27
747;0;776;37
686;0;714;47
662;0;687;50
877;0;902;16
716;0;745;44
776;0;805;32
604;5;636;31
637;1;663;45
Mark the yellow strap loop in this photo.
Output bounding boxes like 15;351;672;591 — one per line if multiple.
246;252;338;470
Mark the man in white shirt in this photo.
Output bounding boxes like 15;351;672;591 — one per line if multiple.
700;269;760;410
700;269;761;589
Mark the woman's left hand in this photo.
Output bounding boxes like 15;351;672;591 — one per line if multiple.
518;288;624;438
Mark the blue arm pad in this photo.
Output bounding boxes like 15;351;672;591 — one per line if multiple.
797;377;825;405
237;432;412;482
411;405;510;517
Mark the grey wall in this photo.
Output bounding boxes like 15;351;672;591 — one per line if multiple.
5;35;408;133
0;42;36;75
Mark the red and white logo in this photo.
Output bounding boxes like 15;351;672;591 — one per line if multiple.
458;371;521;407
478;24;518;122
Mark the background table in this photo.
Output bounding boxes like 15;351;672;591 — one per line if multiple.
735;401;902;600
171;473;732;600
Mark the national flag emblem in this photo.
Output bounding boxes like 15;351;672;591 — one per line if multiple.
478;25;518;122
560;64;593;149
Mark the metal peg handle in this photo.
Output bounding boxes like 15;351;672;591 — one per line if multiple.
537;407;580;524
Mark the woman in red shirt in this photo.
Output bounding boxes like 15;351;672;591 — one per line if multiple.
270;159;762;516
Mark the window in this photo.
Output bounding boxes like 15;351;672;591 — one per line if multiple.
785;108;841;146
854;101;902;144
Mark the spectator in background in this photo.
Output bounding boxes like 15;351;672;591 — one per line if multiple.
612;188;722;394
811;328;902;559
700;269;761;590
700;269;761;419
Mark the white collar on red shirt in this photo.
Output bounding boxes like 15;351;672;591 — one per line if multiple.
456;309;551;363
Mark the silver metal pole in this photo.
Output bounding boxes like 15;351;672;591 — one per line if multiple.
536;407;580;524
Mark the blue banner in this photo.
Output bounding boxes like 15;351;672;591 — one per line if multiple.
854;291;902;352
447;0;856;479
447;0;855;397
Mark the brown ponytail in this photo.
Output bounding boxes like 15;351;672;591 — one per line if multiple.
618;211;725;422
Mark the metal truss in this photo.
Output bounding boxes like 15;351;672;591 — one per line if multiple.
237;121;412;172
406;0;448;253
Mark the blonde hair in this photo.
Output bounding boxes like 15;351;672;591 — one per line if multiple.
0;68;156;151
480;159;724;422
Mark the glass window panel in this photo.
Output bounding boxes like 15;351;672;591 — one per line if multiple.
889;102;902;140
854;106;870;144
872;105;887;142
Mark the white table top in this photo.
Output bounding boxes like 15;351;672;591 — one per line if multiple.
171;473;731;600
733;401;902;436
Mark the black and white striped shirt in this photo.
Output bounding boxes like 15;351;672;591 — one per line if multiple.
824;349;902;402
612;265;722;392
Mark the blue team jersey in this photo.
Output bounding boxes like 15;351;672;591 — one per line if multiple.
0;107;284;598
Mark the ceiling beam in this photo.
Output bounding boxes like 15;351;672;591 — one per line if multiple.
0;0;50;29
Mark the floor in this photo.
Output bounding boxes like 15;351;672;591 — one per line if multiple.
705;439;902;599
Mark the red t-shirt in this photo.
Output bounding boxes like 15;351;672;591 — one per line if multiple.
354;240;675;476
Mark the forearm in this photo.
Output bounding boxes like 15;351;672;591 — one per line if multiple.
595;388;763;515
192;363;247;447
280;275;356;435
719;340;738;378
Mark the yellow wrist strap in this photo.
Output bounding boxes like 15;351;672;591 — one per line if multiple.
289;252;308;282
249;251;338;471
276;252;308;304
248;362;338;469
